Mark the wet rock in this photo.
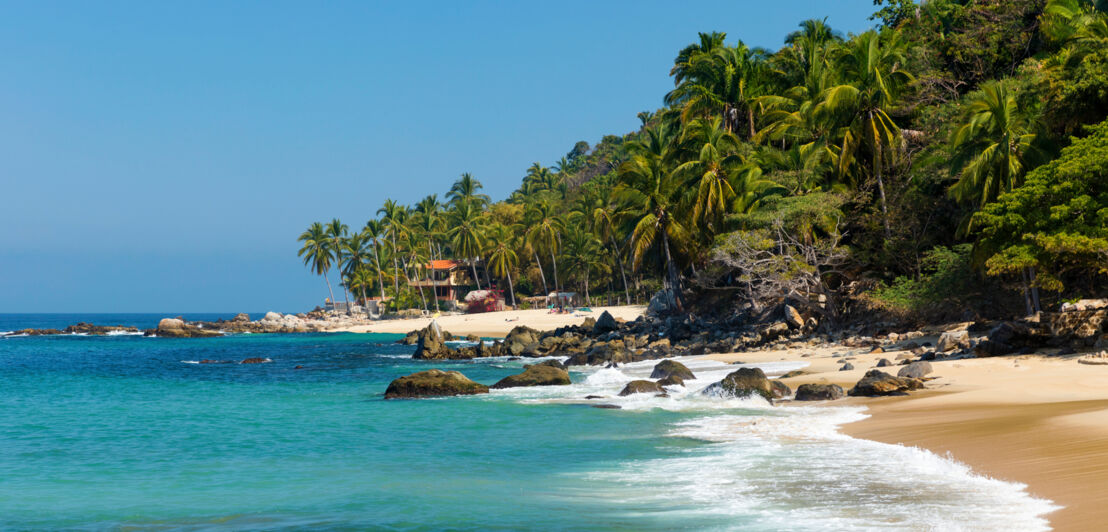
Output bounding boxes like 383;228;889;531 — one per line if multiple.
383;369;489;399
897;361;933;379
241;357;270;364
580;317;597;329
232;313;251;322
795;383;845;401
649;359;695;380
592;404;622;409
703;367;785;401
840;362;855;371
781;370;809;378
657;375;685;387
618;380;665;396
465;334;481;343
528;359;567;371
848;370;924;397
594;311;619;334
412;321;451;359
491;365;572;389
149;318;222;338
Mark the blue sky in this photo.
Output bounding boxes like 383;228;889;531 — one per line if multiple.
0;1;877;313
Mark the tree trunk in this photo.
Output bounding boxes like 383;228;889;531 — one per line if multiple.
610;234;631;306
471;260;482;291
323;272;336;310
1030;267;1042;313
372;241;387;303
427;241;440;311
871;110;892;239
550;250;560;292
583;270;590;303
390;233;400;299
661;228;684;312
1021;267;1034;316
360;286;368;317
534;252;549;296
506;269;516;307
747;106;755;139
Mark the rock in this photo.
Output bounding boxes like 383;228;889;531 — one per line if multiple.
784;304;804;329
758;321;791;342
875;358;892;367
897;361;933;379
848;370;924;397
580;317;597;329
649;359;695;380
565;340;630;366
232;313;251;322
584;395;605;400
1050;308;1108;344
1061;299;1108;312
412;321;451;359
618;380;665;396
383;369;490;399
241;357;270;364
262;311;283;323
770;380;792;399
491;365;572;389
594;311;619;334
528;359;567;371
704;367;784;401
936;330;968;353
648;289;676;315
158;318;184;330
840;362;855;371
465;334;481;343
781;370;808;378
657;375;685;387
795;383;845;401
919;351;937;361
503;325;541;356
592;404;622;409
1077;352;1108;365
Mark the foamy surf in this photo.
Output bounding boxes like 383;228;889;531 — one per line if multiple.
480;354;1058;530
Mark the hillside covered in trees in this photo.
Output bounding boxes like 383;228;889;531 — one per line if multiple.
299;0;1108;325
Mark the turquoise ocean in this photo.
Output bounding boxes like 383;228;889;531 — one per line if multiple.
0;314;1057;531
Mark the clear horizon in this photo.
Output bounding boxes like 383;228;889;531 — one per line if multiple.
0;0;876;313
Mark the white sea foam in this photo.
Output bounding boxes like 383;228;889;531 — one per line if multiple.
105;330;144;336
485;354;1058;530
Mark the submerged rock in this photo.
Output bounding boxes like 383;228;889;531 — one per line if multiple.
618;380;664;396
383;369;489;399
649;359;695;380
491;364;571;389
241;357;270;364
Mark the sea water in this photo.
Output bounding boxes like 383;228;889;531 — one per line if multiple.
0;314;1057;530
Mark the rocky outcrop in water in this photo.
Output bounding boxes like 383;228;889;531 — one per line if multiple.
649;359;694;380
704;367;790;401
618;380;665;396
491;364;571;389
148;318;222;338
383;369;489;399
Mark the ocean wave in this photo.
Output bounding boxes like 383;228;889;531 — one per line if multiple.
493;354;1057;530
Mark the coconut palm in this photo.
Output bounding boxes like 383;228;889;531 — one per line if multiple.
297;221;336;305
377;199;408;301
446;201;486;291
362;220;388;302
414;195;444;309
616;124;689;310
485;223;519;307
447;173;490;209
340;230;375;315
666;37;772;138
949;81;1047;210
326;218;351;313
561;227;607;304
817;29;914;237
674;117;750;231
584;185;633;305
524;198;564;293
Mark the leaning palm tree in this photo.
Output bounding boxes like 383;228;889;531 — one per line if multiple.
949;81;1047;211
326;218;351;314
414;195;444;309
446;201;486;291
297;222;336;306
485;223;519;307
341;230;375;314
817;29;913;237
615;125;690;310
674;117;751;232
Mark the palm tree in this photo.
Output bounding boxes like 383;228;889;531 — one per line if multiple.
414;195;444;309
562;227;606;304
340;230;374;315
362;220;388;302
524;198;564;293
297;222;336;306
377;200;408;301
616;124;689;310
446;201;485;291
447;173;490;209
325;218;351;313
666;36;772;138
485;223;519;307
817;29;913;237
347;268;376;316
674;117;751;231
949;81;1047;210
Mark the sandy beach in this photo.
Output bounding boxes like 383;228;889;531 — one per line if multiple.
706;340;1108;531
332;305;647;338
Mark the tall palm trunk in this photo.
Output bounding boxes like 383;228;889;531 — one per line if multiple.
470;259;482;291
402;257;427;312
322;272;336;309
372;241;386;303
661;227;684;312
360;286;368;316
506;269;516;307
747;107;756;139
390;232;400;299
550;250;560;292
427;240;440;311
870;110;892;239
609;233;631;305
534;252;549;296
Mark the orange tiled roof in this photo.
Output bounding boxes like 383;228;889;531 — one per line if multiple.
428;260;461;270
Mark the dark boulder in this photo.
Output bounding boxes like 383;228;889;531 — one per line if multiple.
656;375;685;387
848;370;924;397
795;383;845;401
528;359;567;371
594;311;619;334
840;362;855;371
618;379;665;396
704;367;786;401
412;321;452;360
492;364;571;389
875;358;892;367
897;361;933;379
241;357;270;364
649;359;695;380
384;369;490;399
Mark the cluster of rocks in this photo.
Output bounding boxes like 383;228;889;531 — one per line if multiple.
143;311;374;338
2;322;140;337
384;359;573;399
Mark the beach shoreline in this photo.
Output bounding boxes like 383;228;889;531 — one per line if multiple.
704;342;1108;531
329;305;647;338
